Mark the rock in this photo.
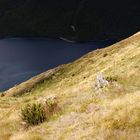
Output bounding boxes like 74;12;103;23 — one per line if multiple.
20;121;29;129
95;73;109;90
38;95;57;104
46;95;57;100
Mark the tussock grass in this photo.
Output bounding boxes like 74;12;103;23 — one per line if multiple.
21;103;46;126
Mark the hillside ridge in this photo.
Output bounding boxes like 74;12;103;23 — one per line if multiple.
4;31;140;97
0;32;140;140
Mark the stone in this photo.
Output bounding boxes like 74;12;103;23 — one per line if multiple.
95;73;109;90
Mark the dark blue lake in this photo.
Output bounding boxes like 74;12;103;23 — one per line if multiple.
0;38;115;91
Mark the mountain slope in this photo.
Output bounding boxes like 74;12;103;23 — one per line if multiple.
0;32;140;140
0;0;140;41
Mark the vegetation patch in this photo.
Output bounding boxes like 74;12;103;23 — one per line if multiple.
21;103;46;126
0;33;140;139
105;75;118;83
21;95;59;127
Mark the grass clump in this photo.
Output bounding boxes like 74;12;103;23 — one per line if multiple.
46;98;58;113
21;103;46;126
103;53;108;57
0;93;5;97
105;75;118;82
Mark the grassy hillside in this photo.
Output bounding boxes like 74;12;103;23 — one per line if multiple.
0;32;140;140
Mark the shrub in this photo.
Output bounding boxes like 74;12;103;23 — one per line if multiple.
0;93;5;97
103;53;108;57
21;103;46;125
106;76;118;82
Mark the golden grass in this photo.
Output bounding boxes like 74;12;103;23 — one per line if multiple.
0;32;140;140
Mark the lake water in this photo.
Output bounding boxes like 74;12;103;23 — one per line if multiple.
0;38;115;91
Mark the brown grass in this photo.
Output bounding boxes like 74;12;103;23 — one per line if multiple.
0;32;140;140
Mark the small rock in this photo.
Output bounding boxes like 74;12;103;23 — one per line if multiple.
46;95;57;100
20;122;29;129
38;95;57;104
95;73;109;90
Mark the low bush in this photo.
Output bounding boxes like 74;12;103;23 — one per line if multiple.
21;103;46;125
106;76;118;82
103;53;108;57
0;93;5;97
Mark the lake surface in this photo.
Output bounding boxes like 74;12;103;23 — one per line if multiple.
0;37;115;91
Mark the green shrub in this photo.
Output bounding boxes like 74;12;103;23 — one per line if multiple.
106;76;118;82
21;103;46;125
